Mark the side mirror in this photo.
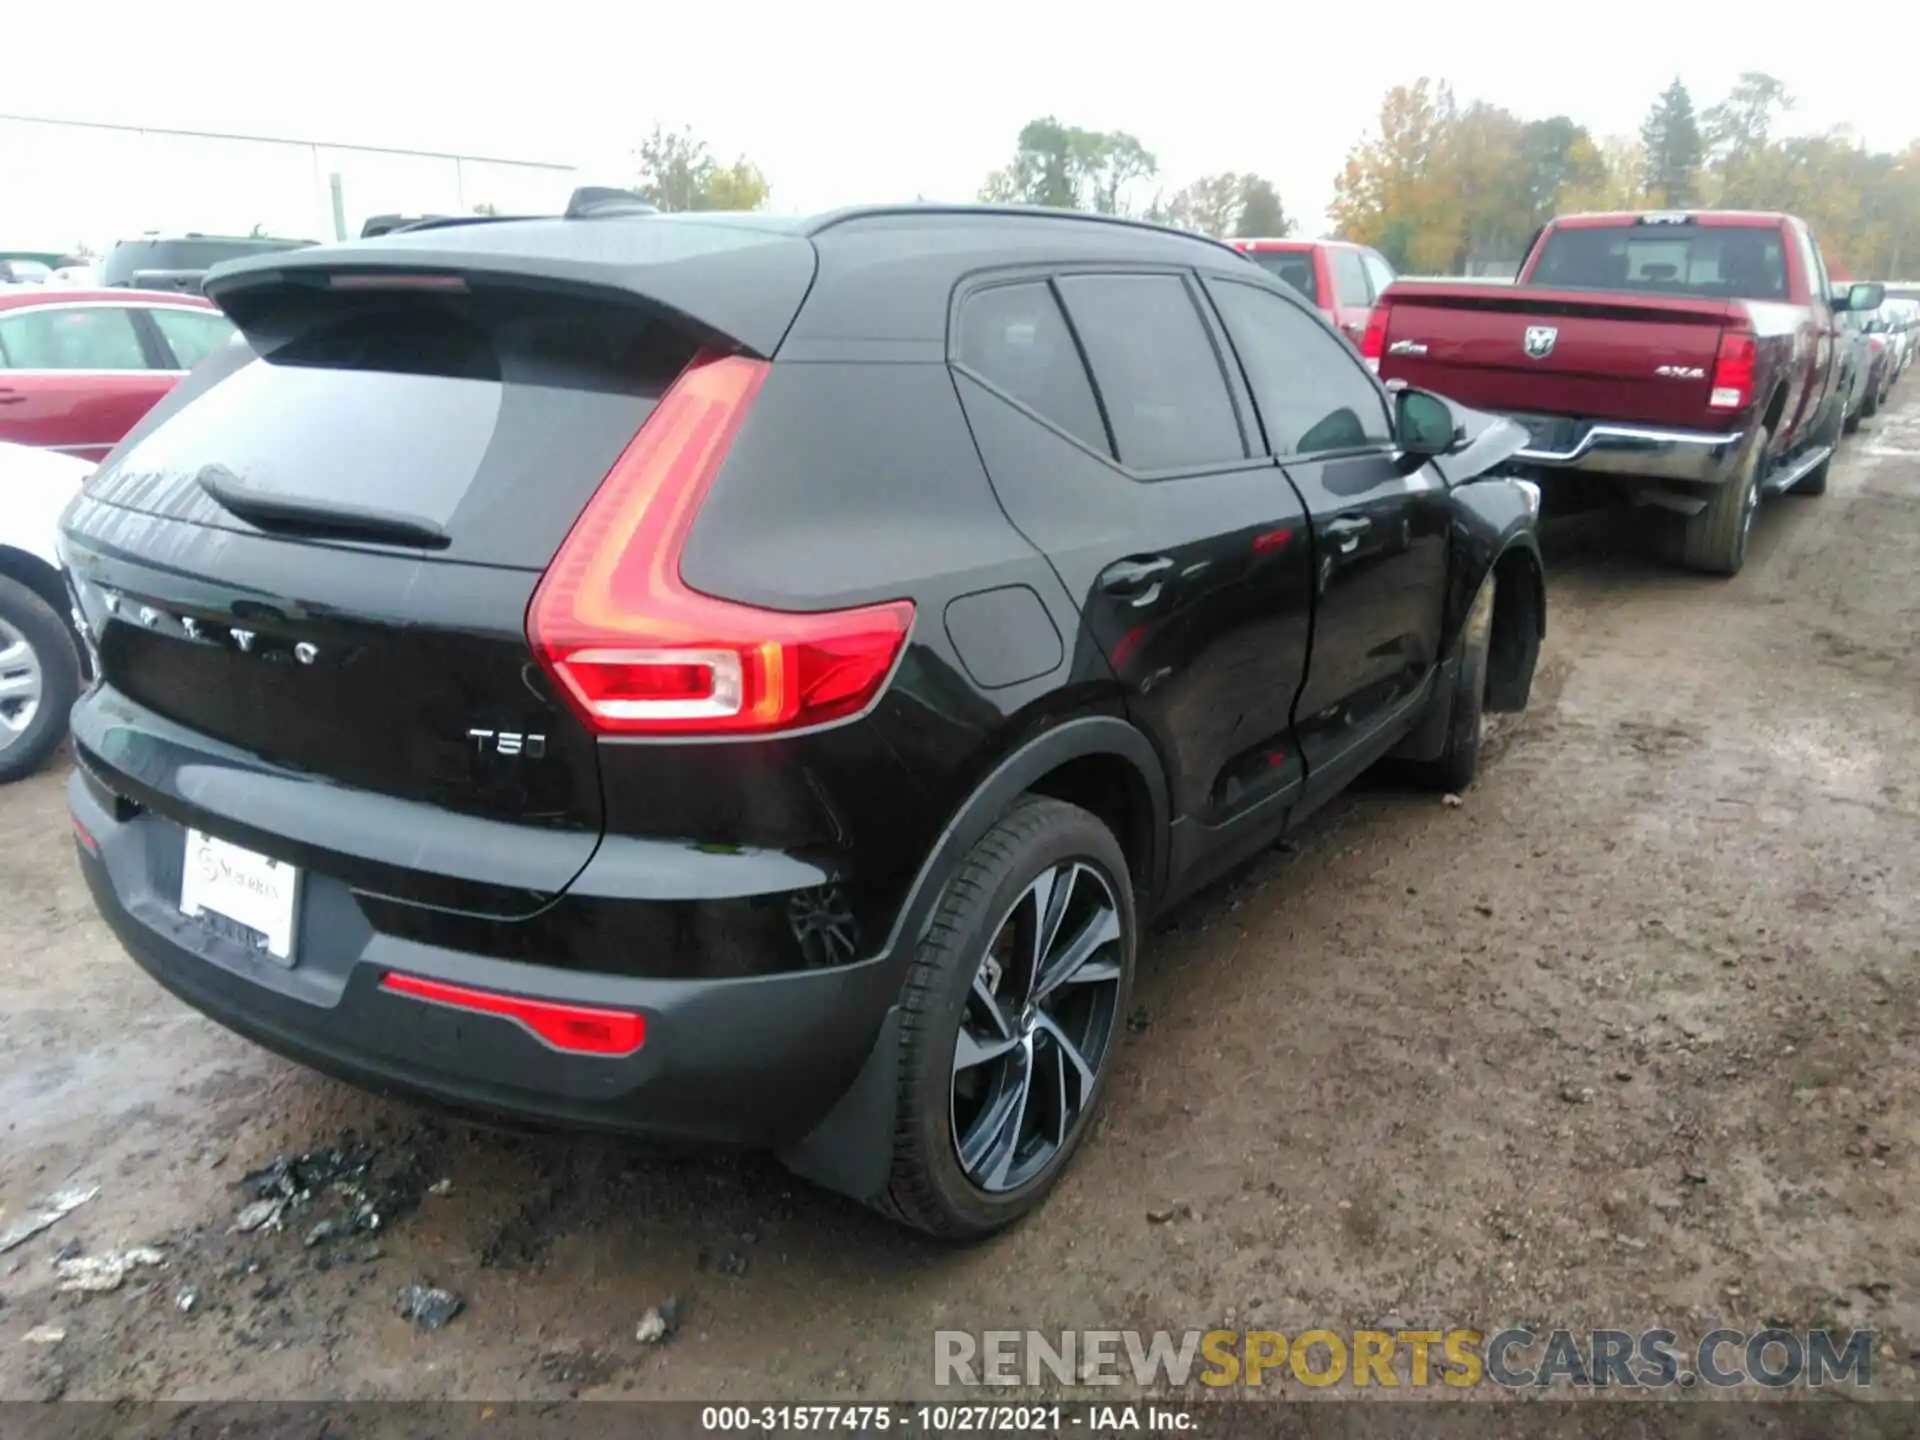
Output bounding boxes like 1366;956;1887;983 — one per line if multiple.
1395;387;1461;457
1835;282;1884;314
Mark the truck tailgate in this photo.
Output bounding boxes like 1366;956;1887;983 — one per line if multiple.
1378;285;1743;430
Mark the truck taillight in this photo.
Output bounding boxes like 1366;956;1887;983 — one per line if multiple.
1709;329;1758;410
1360;306;1389;373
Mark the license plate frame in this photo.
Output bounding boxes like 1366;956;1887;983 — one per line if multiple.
179;828;300;965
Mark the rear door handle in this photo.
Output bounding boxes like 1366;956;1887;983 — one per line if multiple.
0;389;25;405
1097;555;1175;599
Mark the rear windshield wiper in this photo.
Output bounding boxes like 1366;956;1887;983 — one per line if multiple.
197;468;451;550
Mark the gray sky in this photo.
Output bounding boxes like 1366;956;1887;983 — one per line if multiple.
9;0;1918;243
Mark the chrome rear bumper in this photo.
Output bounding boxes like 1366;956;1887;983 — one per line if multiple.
1512;420;1747;486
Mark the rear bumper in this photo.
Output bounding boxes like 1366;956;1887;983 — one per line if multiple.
1508;417;1748;486
68;768;903;1148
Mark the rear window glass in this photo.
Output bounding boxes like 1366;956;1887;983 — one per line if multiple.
1055;274;1246;472
1244;250;1318;303
1531;225;1789;300
957;282;1111;457
1331;248;1370;305
95;289;695;568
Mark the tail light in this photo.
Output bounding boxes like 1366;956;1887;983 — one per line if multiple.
1709;329;1758;410
527;352;916;737
1359;306;1389;372
382;972;645;1057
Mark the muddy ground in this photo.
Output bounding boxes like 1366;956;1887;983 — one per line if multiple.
2;395;1917;1406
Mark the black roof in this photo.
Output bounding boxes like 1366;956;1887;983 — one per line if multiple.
202;204;1259;360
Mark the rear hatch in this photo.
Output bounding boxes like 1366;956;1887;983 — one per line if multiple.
62;219;817;916
1377;283;1740;432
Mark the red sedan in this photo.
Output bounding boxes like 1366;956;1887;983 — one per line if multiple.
1229;239;1397;349
0;289;239;462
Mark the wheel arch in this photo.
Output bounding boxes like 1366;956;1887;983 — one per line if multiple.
777;713;1170;1203
0;546;67;621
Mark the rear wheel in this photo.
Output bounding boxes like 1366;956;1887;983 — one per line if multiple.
876;796;1135;1239
1679;426;1767;575
0;576;81;785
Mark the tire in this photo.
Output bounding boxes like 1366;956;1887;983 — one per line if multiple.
1864;388;1879;419
1794;456;1828;496
874;795;1136;1239
0;575;82;785
1844;408;1861;436
1401;571;1494;794
1679;425;1767;575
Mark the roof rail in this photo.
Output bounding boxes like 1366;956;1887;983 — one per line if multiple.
801;202;1247;259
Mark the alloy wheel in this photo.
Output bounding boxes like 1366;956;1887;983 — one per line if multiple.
0;620;44;756
950;860;1125;1193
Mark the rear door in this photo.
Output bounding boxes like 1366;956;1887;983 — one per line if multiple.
0;302;177;460
950;270;1315;856
1204;274;1450;801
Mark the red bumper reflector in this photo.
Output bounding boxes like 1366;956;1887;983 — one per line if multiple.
72;818;100;854
380;972;646;1057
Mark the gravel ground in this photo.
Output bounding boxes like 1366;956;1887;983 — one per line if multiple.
2;392;1916;1405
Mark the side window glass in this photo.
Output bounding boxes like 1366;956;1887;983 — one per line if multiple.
1053;273;1245;471
0;307;148;370
151;308;239;369
1331;248;1371;305
1362;252;1397;297
1209;279;1393;456
956;282;1111;457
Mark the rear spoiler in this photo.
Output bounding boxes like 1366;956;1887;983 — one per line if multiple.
202;216;815;360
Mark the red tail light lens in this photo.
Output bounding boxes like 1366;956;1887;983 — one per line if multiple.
1359;306;1389;372
1709;329;1758;410
527;353;916;737
382;972;645;1056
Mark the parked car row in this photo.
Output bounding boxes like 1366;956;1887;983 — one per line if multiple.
1365;209;1892;576
44;201;1547;1239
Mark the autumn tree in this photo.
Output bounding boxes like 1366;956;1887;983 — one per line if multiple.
1234;177;1289;237
1147;173;1291;237
1330;78;1464;272
1448;102;1530;270
1519;116;1609;226
1558;135;1651;214
634;125;770;212
1639;78;1704;206
1703;72;1794;208
979;118;1159;216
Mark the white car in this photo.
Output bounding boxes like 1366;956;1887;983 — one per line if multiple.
0;440;90;781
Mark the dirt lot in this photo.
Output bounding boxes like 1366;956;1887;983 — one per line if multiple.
3;394;1917;1405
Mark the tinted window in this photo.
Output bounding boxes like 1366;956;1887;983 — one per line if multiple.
1531;224;1788;300
95;289;695;568
1209;280;1392;456
0;306;147;370
150;308;239;368
1331;248;1371;305
956;282;1110;456
1362;252;1397;297
1054;274;1244;471
1244;250;1318;303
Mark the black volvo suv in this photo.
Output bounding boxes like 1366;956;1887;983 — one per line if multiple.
60;205;1545;1237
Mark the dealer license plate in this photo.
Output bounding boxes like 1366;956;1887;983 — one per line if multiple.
180;829;299;964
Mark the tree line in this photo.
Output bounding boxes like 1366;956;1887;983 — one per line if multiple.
633;88;1918;280
1332;73;1920;277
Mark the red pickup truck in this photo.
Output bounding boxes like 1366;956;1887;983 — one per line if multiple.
1365;211;1884;574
